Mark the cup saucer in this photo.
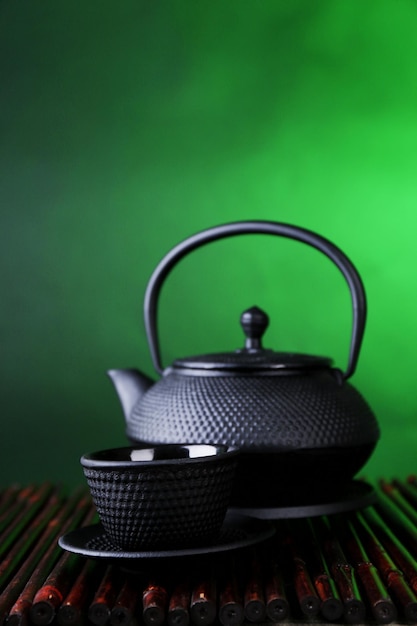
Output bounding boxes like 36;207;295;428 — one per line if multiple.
58;511;275;560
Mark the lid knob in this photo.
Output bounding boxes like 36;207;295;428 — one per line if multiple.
240;306;269;352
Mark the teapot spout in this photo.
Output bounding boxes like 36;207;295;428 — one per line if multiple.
107;368;154;426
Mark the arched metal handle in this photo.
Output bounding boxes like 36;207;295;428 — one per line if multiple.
144;220;367;379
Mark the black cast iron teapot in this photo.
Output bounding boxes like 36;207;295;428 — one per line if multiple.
108;221;380;507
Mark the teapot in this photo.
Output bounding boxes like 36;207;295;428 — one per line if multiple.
108;221;380;507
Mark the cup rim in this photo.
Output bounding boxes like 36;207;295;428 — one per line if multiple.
81;444;240;469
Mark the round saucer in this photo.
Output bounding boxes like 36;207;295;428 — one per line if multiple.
58;511;275;559
229;480;376;520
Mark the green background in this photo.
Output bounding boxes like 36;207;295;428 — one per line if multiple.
2;0;417;487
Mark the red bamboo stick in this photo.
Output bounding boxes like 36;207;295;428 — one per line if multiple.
380;480;417;527
0;485;31;534
337;515;397;624
282;521;320;619
298;518;343;622
110;574;139;626
358;506;417;622
0;487;64;623
243;549;266;623
263;557;288;623
168;579;190;626
363;508;417;594
143;579;168;626
310;516;365;624
377;482;417;554
29;493;95;625
57;559;101;626
88;565;119;626
0;483;54;572
218;555;243;626
392;479;417;512
190;564;216;626
5;488;91;626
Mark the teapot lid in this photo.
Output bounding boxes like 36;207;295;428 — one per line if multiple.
172;306;332;372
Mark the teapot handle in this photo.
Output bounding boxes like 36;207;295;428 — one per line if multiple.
144;220;366;380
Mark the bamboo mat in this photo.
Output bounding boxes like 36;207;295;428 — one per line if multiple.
1;479;417;626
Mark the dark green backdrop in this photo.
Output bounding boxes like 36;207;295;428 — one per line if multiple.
2;0;417;486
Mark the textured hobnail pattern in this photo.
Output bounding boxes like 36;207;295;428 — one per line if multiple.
128;372;379;449
83;457;237;551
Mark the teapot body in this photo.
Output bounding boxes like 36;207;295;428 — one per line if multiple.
124;367;379;505
126;368;378;452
